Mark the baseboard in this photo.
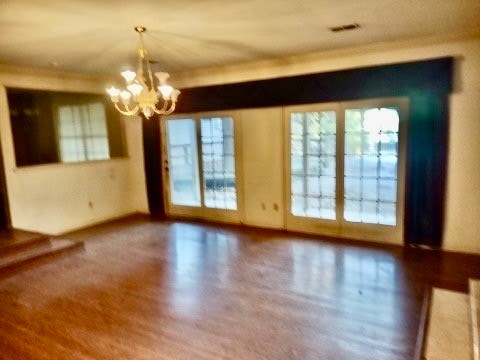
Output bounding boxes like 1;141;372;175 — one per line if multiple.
51;211;150;236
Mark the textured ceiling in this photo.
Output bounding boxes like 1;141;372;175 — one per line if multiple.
0;0;479;76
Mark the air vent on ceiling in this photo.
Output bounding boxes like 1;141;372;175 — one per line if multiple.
329;23;361;32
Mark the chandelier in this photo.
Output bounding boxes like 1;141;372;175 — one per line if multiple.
106;27;180;119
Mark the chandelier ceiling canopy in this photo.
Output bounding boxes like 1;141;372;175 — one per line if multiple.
106;27;180;119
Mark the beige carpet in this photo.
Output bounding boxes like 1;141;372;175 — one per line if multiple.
424;288;471;360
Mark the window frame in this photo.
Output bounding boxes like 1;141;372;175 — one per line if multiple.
285;103;338;223
6;87;127;168
163;110;244;224
54;100;111;163
284;97;408;245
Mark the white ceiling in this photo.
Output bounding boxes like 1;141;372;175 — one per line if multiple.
0;0;478;76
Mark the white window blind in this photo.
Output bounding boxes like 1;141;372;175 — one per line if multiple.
57;102;110;162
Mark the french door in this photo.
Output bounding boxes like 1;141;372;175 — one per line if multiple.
285;98;408;244
163;112;242;222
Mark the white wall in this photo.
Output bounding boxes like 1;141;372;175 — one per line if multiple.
240;107;284;229
0;66;148;235
173;36;480;254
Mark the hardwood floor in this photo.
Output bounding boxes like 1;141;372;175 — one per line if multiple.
0;215;479;359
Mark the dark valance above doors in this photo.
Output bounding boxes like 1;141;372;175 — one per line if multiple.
175;57;453;113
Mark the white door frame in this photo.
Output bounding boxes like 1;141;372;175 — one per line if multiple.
284;97;409;245
162;111;244;224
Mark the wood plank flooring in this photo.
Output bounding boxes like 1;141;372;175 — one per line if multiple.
0;215;479;359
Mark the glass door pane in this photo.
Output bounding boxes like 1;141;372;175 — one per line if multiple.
200;117;237;210
166;119;201;207
344;107;399;225
290;111;336;219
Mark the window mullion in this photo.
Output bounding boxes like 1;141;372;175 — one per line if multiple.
302;113;308;214
222;123;227;209
376;122;382;224
78;105;88;161
85;105;92;160
336;105;345;224
196;119;206;208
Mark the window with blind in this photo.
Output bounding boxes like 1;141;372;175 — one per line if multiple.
57;102;110;162
6;88;125;167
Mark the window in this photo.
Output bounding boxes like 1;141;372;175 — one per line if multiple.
201;117;237;210
344;108;399;225
57;102;110;162
286;99;407;242
166;115;238;212
166;119;201;206
290;111;336;219
7;88;125;166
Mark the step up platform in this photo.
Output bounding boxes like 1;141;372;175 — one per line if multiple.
470;279;480;360
424;288;471;359
0;230;51;254
423;282;480;360
0;230;83;275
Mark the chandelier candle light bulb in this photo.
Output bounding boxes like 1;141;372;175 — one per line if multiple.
127;83;143;96
106;27;180;118
121;70;136;83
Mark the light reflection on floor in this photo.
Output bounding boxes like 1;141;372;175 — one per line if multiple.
167;222;402;334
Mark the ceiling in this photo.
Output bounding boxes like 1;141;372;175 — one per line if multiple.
0;0;479;76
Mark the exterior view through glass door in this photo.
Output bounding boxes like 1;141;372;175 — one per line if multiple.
285;98;407;244
165;113;240;222
166;119;201;207
343;107;399;226
200;117;237;210
290;110;337;220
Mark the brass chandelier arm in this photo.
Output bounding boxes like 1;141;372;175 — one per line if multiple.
153;99;170;115
114;103;140;116
163;103;177;115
